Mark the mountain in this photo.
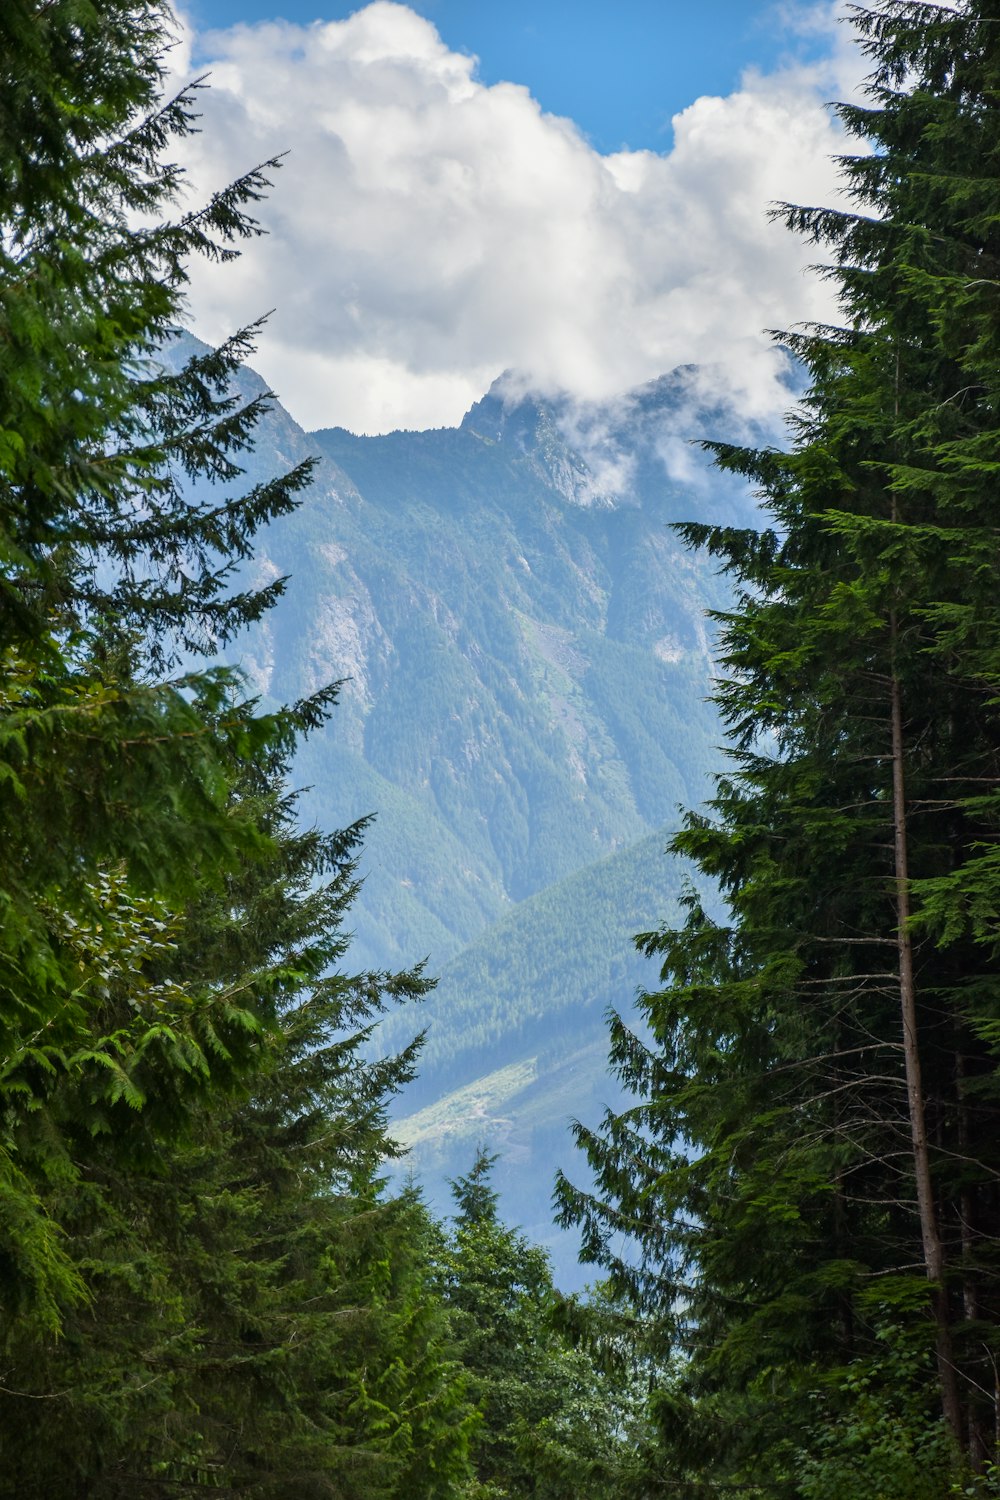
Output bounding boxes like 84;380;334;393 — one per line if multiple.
226;359;758;956
374;827;687;1263
172;335;763;1281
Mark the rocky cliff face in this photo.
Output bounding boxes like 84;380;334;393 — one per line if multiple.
222;360;758;974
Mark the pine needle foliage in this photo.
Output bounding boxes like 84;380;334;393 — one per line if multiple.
0;739;475;1499
559;3;1000;1493
0;5;477;1495
441;1150;648;1500
0;0;316;1332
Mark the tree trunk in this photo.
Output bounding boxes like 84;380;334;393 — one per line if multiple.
889;626;963;1442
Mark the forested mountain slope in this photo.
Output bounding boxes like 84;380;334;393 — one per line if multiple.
380;828;685;1258
205;341;765;972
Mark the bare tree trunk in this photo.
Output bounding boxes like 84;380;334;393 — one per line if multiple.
889;627;963;1441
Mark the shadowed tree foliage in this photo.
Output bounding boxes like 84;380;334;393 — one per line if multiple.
442;1149;648;1500
0;716;478;1498
0;4;478;1494
0;0;319;1328
559;3;1000;1494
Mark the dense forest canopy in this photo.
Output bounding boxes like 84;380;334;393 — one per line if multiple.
0;0;478;1491
4;0;1000;1497
0;2;645;1494
559;1;1000;1495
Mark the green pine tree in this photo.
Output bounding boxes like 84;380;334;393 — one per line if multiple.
0;0;318;1330
443;1149;644;1500
559;3;1000;1493
0;721;478;1497
0;7;477;1496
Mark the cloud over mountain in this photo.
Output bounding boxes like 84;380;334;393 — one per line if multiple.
170;1;860;433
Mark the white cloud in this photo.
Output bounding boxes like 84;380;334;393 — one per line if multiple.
167;0;866;434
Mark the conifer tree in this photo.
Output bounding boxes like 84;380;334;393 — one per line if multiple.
442;1150;644;1500
0;0;314;1328
559;3;1000;1491
0;9;478;1497
0;725;476;1498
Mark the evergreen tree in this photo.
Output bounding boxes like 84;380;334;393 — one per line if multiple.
0;6;477;1496
0;727;475;1498
0;0;317;1329
559;3;1000;1492
442;1150;644;1500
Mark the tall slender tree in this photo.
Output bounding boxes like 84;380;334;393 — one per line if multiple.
559;3;1000;1491
0;714;477;1498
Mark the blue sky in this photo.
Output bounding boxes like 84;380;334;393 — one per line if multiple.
188;0;836;152
173;1;856;433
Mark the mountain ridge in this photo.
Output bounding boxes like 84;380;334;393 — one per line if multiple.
227;355;748;968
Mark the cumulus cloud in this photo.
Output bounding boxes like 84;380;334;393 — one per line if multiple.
167;1;866;434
